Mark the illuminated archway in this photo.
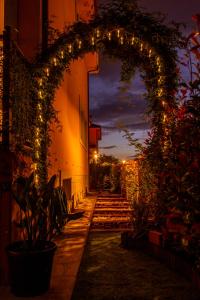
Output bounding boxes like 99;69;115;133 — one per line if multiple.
30;2;181;184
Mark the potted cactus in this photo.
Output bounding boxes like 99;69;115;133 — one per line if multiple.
6;173;68;297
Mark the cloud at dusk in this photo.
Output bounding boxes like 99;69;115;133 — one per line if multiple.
90;0;200;159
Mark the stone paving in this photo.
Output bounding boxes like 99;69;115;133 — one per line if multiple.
0;194;96;300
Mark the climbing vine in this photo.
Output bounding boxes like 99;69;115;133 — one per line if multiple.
9;0;182;185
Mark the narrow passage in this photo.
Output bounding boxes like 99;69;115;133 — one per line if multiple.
71;232;199;300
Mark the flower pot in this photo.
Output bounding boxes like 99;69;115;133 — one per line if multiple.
6;240;57;297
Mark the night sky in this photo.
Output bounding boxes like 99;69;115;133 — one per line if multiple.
89;0;200;160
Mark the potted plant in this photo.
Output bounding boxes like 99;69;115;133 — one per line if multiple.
6;172;68;297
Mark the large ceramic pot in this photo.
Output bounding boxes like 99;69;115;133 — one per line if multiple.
6;240;57;297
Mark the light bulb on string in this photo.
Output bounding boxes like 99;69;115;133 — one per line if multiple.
91;36;95;46
158;88;163;97
163;114;167;123
53;57;57;66
149;49;152;58
120;36;124;45
38;90;43;99
38;78;43;86
78;40;82;49
156;57;160;65
140;43;143;51
35;151;39;159
117;29;120;38
45;67;50;77
37;103;42;110
131;36;135;45
39;114;43;123
68;44;72;53
60;50;64;59
108;32;111;41
96;29;100;38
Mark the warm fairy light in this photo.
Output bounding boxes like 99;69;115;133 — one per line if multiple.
35;151;39;159
156;57;160;65
122;160;126;164
96;29;100;38
131;36;135;45
108;32;111;41
162;100;166;106
38;78;43;86
120;36;124;45
35;138;40;147
140;43;143;51
53;57;57;66
68;44;72;53
78;40;82;49
35;174;39;185
36;128;40;137
37;103;42;110
60;50;64;59
39;115;43;123
91;36;95;46
117;29;120;38
158;76;162;84
38;90;43;99
163;114;167;122
149;49;152;57
45;67;50;77
158;88;163;97
158;65;162;73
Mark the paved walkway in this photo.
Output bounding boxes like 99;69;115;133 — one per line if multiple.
71;232;200;300
0;194;96;300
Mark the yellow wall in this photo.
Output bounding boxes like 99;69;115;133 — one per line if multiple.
0;0;4;34
48;0;98;205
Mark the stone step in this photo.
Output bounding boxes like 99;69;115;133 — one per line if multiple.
97;197;127;201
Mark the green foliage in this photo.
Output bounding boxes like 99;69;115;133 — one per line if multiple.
12;173;68;248
9;0;180;184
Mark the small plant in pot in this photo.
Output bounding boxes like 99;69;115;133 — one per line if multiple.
6;172;68;297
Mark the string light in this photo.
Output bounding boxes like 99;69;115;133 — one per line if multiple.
96;29;100;38
120;36;124;45
37;103;42;110
149;49;152;57
91;36;95;46
158;76;162;84
108;32;111;41
117;29;120;38
60;50;64;59
68;44;72;53
35;151;39;159
35;138;40;147
158;88;163;97
156;57;160;65
38;90;43;99
34;174;39;185
53;57;57;66
78;40;82;49
163;114;167;122
45;67;50;77
140;43;143;51
158;65;162;73
39;115;43;123
131;36;135;45
38;78;43;86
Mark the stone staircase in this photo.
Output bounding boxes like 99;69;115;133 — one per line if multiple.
90;194;133;232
